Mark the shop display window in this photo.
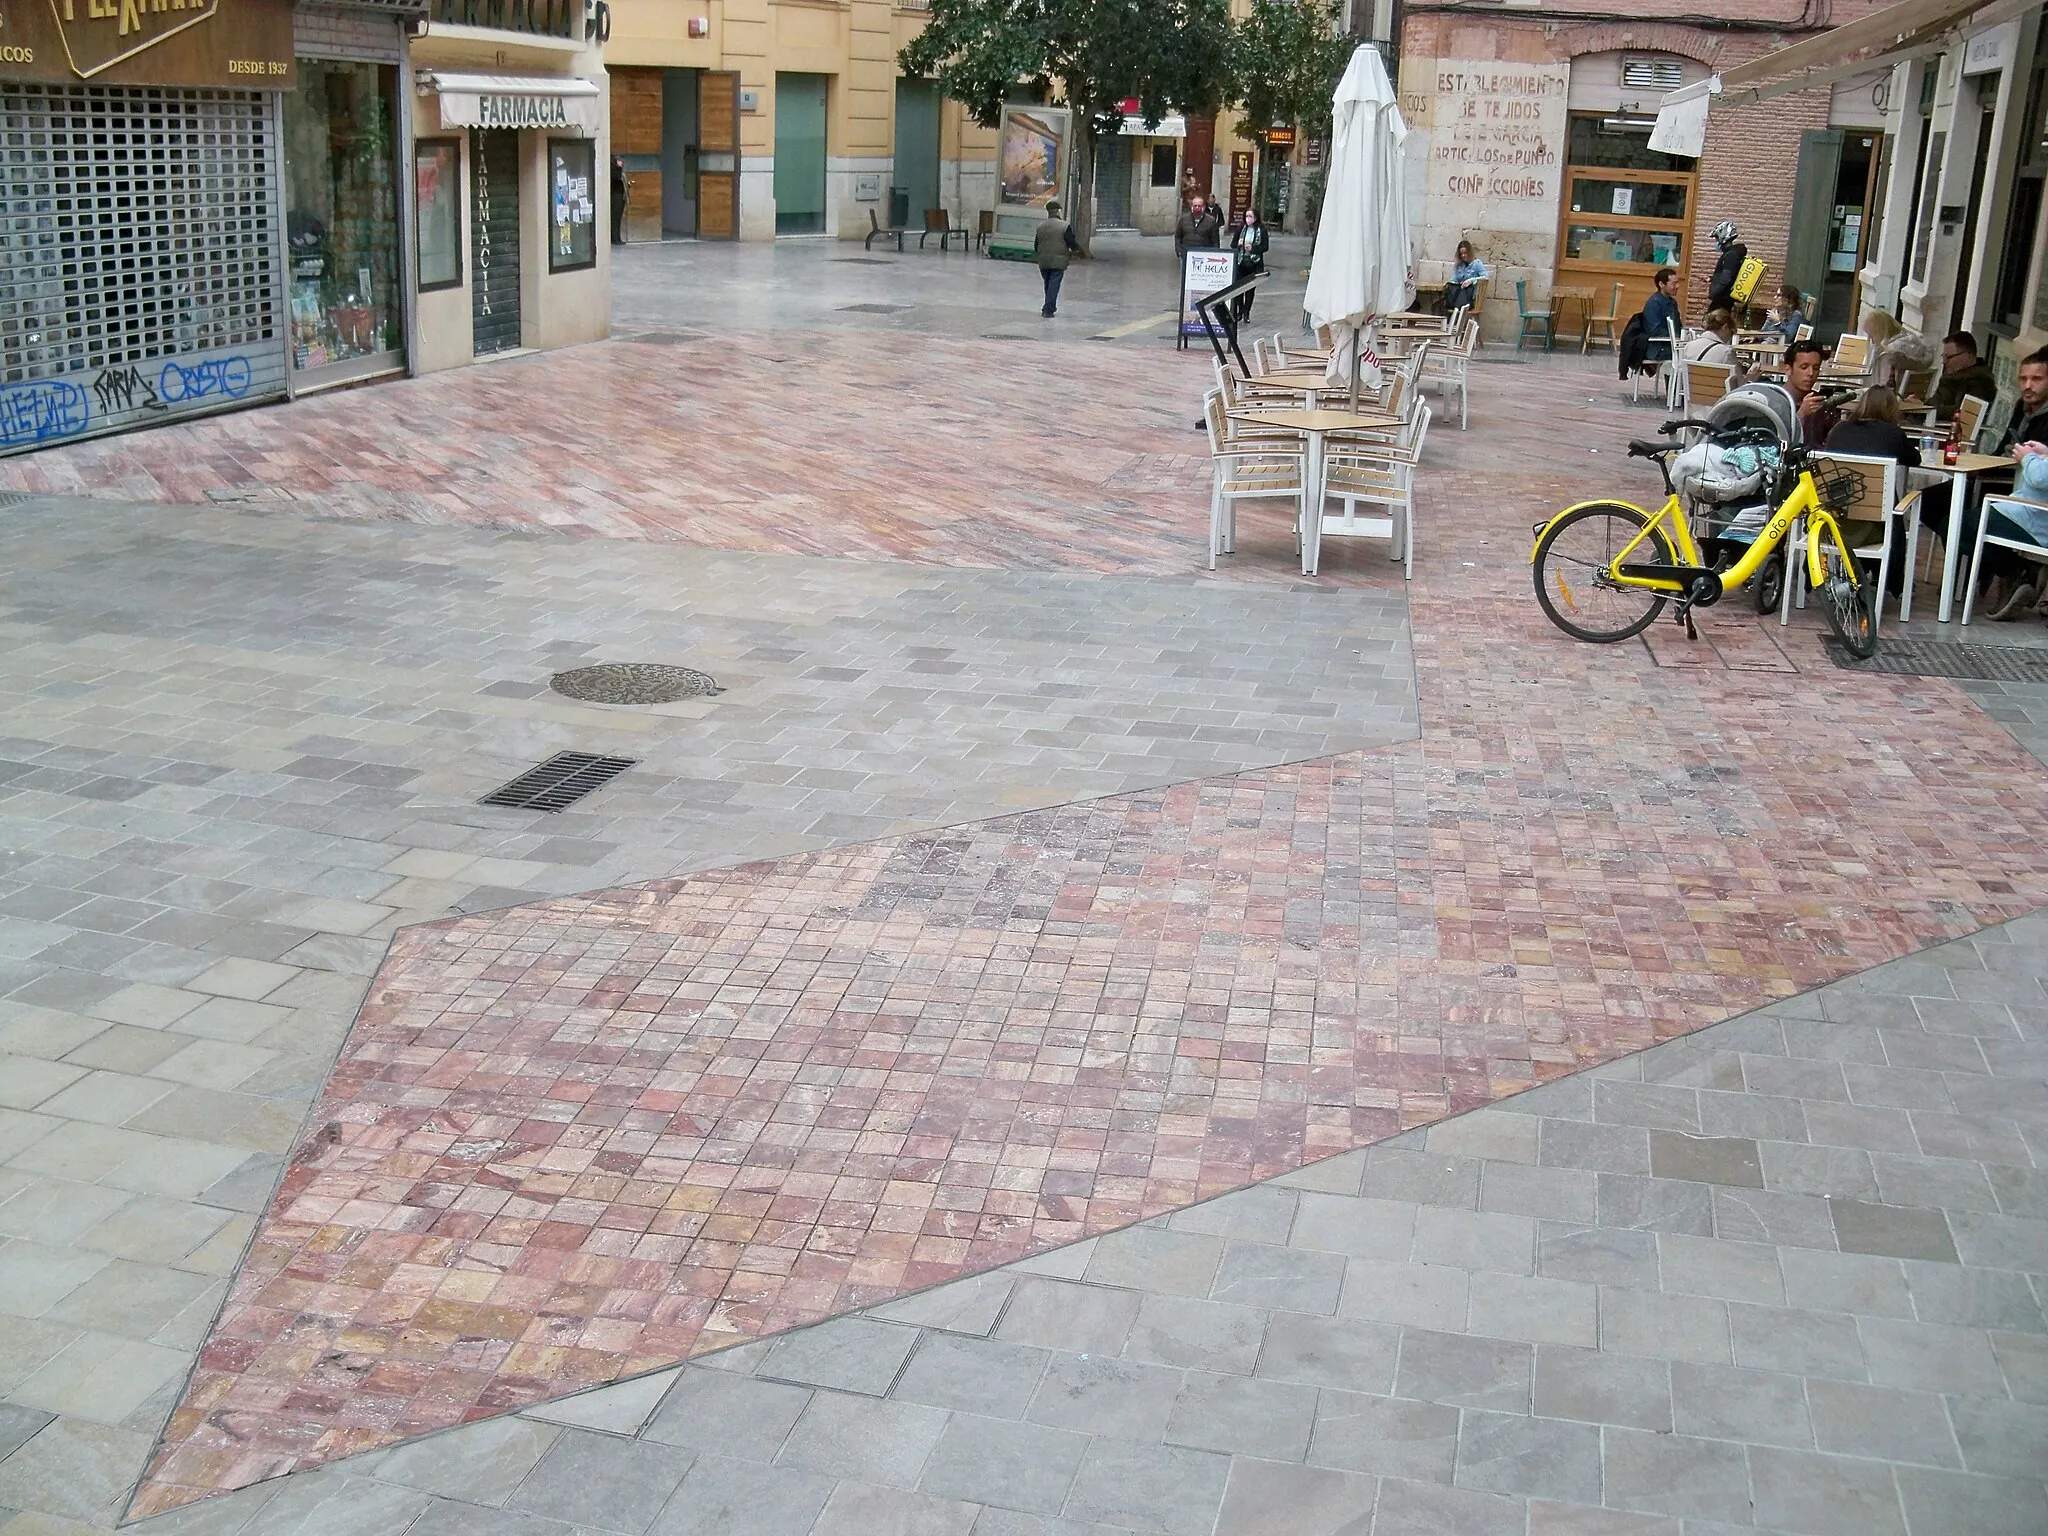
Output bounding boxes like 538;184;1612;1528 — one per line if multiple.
549;138;598;272
417;140;463;290
284;61;402;377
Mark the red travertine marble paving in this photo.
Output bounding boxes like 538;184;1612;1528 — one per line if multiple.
128;344;2048;1514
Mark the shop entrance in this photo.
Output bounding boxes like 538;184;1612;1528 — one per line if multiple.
471;130;522;356
1795;131;1886;340
774;73;829;234
1095;136;1132;228
1553;114;1698;327
662;70;700;236
893;78;940;229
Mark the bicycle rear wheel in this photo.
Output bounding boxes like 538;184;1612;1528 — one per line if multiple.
1814;527;1877;659
1532;502;1677;643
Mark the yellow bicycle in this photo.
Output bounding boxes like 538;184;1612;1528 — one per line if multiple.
1530;433;1877;658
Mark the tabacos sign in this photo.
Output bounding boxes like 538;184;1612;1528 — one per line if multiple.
0;0;294;86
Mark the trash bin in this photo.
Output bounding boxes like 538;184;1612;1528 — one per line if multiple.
889;186;909;230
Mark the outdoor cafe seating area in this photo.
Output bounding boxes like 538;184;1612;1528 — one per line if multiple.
1200;304;1473;578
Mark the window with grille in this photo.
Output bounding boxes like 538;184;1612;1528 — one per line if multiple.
1621;58;1686;93
0;83;286;449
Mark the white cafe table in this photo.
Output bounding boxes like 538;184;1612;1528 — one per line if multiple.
1236;406;1403;574
1903;452;2021;621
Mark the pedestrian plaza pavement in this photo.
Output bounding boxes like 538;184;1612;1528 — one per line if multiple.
0;237;2044;1535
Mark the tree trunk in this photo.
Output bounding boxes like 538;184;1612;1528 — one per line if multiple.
1071;123;1097;257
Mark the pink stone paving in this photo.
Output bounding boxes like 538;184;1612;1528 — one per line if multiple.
111;337;2048;1515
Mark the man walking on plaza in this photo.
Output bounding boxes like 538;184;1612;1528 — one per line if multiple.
1035;200;1077;317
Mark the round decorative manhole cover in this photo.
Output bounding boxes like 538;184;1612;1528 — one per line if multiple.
548;664;725;705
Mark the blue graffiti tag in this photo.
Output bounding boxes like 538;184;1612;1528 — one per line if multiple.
158;356;253;404
0;379;91;447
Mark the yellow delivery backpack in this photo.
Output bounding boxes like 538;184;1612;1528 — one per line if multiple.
1731;256;1767;305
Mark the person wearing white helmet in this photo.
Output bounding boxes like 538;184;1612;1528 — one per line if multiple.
1706;221;1747;314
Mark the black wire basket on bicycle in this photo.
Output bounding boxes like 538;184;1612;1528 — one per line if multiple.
1812;460;1868;517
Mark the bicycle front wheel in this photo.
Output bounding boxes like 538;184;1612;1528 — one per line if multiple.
1814;530;1877;659
1533;502;1677;643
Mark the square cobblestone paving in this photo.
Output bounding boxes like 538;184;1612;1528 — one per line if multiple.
96;336;2048;1514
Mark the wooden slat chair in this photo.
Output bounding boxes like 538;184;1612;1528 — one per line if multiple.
1514;279;1553;352
864;208;906;252
1684;361;1735;418
1581;282;1624;356
1830;333;1872;373
1314;404;1434;580
1203;389;1305;569
974;209;995;252
1421;319;1478;430
1796;452;1918;633
920;208;963;250
1955;394;1991;450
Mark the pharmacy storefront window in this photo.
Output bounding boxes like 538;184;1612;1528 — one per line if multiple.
283;60;404;385
550;139;598;272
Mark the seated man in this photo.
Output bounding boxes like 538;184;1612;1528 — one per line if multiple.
1974;348;2048;619
1783;339;1840;445
1912;330;1998;422
1641;267;1682;363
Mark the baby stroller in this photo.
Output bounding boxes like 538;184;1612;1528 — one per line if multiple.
1670;383;1801;612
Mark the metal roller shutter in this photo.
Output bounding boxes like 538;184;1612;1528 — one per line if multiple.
471;129;521;356
0;83;288;454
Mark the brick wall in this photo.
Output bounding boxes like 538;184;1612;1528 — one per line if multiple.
1400;0;1900;329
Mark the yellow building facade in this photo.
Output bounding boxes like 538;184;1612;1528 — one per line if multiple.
602;0;1000;241
600;0;1244;242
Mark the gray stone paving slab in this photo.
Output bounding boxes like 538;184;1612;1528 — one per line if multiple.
104;920;2048;1535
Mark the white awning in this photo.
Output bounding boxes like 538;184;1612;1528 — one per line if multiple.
1117;115;1186;137
417;71;602;133
1649;0;2028;153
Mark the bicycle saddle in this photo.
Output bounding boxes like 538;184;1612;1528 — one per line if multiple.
1627;439;1678;459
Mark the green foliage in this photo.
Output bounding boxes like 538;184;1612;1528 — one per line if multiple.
898;0;1231;139
1228;0;1350;143
899;0;1231;251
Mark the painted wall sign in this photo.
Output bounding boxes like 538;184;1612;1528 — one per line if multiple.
0;0;293;87
1402;58;1570;280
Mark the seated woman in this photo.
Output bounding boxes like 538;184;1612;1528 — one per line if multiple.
1443;241;1488;315
1761;284;1807;341
1681;309;1747;383
1824;386;1921;584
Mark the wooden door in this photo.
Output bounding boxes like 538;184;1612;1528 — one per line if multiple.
698;70;740;239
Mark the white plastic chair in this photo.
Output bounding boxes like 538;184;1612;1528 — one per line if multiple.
1960;492;2048;624
1632;319;1682;407
1203;389;1304;570
1311;405;1433;579
1420;321;1474;431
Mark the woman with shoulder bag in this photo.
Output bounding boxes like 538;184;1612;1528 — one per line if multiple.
1231;209;1269;322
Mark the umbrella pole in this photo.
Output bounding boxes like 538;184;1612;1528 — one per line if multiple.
1348;328;1362;413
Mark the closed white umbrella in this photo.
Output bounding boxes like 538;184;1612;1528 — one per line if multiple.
1304;44;1413;409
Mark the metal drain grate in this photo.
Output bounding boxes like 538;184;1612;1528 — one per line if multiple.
550;663;725;705
481;752;636;811
839;303;912;313
625;331;705;345
1829;639;2048;683
831;258;896;266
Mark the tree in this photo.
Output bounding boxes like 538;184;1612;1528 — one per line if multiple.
1228;0;1351;147
899;0;1232;255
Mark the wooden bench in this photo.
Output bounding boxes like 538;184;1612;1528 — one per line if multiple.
864;208;905;252
920;208;965;251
